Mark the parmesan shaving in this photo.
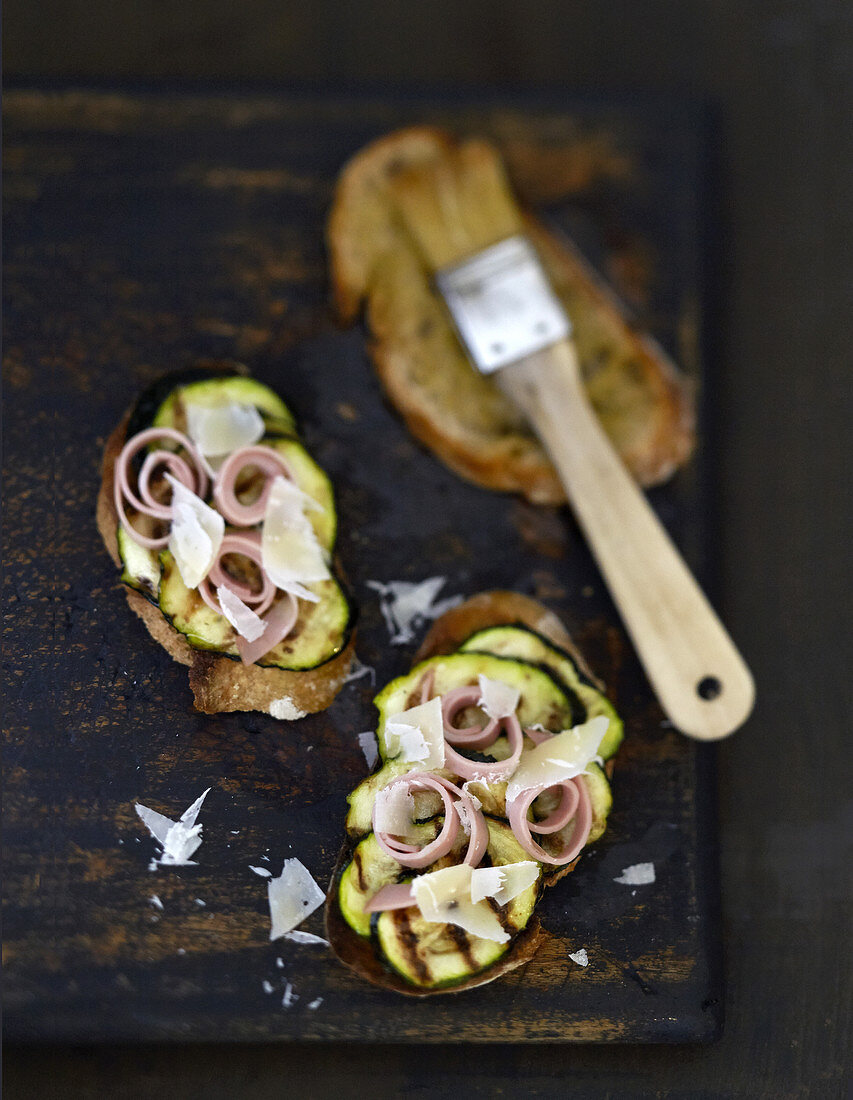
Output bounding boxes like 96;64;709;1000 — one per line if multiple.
477;674;520;720
135;787;211;867
261;476;329;602
505;716;609;804
344;657;376;686
366;576;462;644
283;930;329;946
478;861;539;905
383;696;445;770
460;782;483;810
374;784;418;839
454;799;476;837
388;722;429;762
164;474;224;589
569;948;589;967
412;864;509;943
185;400;265;457
357;731;379;770
614;862;656;885
217;584;267;642
250;865;272;878
267;858;326;940
469;866;504;903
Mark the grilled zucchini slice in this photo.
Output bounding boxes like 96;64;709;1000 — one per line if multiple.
157;551;353;671
373;653;579;760
458;625;624;759
375;819;541;990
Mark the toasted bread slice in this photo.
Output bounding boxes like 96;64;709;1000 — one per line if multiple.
325;591;615;994
327;127;695;503
97;404;355;719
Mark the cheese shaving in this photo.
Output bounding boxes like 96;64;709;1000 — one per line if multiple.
217;584;267;642
412;864;509;943
357;731;379;770
267;858;326;940
261;476;329;602
283;930;329;946
135;787;211;867
383;696;445;769
469;863;539;906
461;782;483;810
366;576;462;644
569;948;589;967
505;716;609;804
165;474;224;589
477;675;520;720
613;862;656;885
454;799;476;837
185;400;265;457
374;784;418;839
344;657;376;686
250;865;272;878
469;866;504;903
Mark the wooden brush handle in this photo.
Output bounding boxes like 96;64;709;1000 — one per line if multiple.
499;339;755;740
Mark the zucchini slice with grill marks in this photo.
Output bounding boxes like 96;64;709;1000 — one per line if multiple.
338;821;445;937
374;818;542;990
116;371;352;671
158;551;353;671
373;652;579;760
458;624;624;759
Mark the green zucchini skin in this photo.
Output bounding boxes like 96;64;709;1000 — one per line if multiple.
330;630;620;992
373;651;580;760
116;370;352;672
458;624;624;759
337;817;542;991
151;374;296;438
124;367;232;440
375;819;542;990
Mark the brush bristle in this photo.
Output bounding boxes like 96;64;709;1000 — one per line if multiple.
389;140;524;271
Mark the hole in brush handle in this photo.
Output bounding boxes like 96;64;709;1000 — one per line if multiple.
696;676;723;701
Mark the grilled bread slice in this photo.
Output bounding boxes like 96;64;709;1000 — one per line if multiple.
326;591;620;995
327;126;694;504
97;366;356;717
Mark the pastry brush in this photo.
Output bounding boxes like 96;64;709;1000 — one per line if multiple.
388;140;754;740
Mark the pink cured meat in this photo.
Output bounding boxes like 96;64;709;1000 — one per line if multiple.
213;445;294;526
114;427;209;549
371;772;488;870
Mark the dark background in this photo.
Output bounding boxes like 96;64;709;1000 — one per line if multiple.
4;2;851;1097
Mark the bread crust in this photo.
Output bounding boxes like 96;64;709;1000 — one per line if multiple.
326;591;612;994
327;127;695;503
97;404;354;717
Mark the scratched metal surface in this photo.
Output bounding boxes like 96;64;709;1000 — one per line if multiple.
2;88;719;1042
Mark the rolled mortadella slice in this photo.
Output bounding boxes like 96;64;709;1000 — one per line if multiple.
507;775;592;866
114;427;209;549
197;530;277;616
371;772;488;870
213;445;294;527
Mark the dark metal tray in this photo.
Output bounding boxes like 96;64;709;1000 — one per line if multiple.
3;86;720;1042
